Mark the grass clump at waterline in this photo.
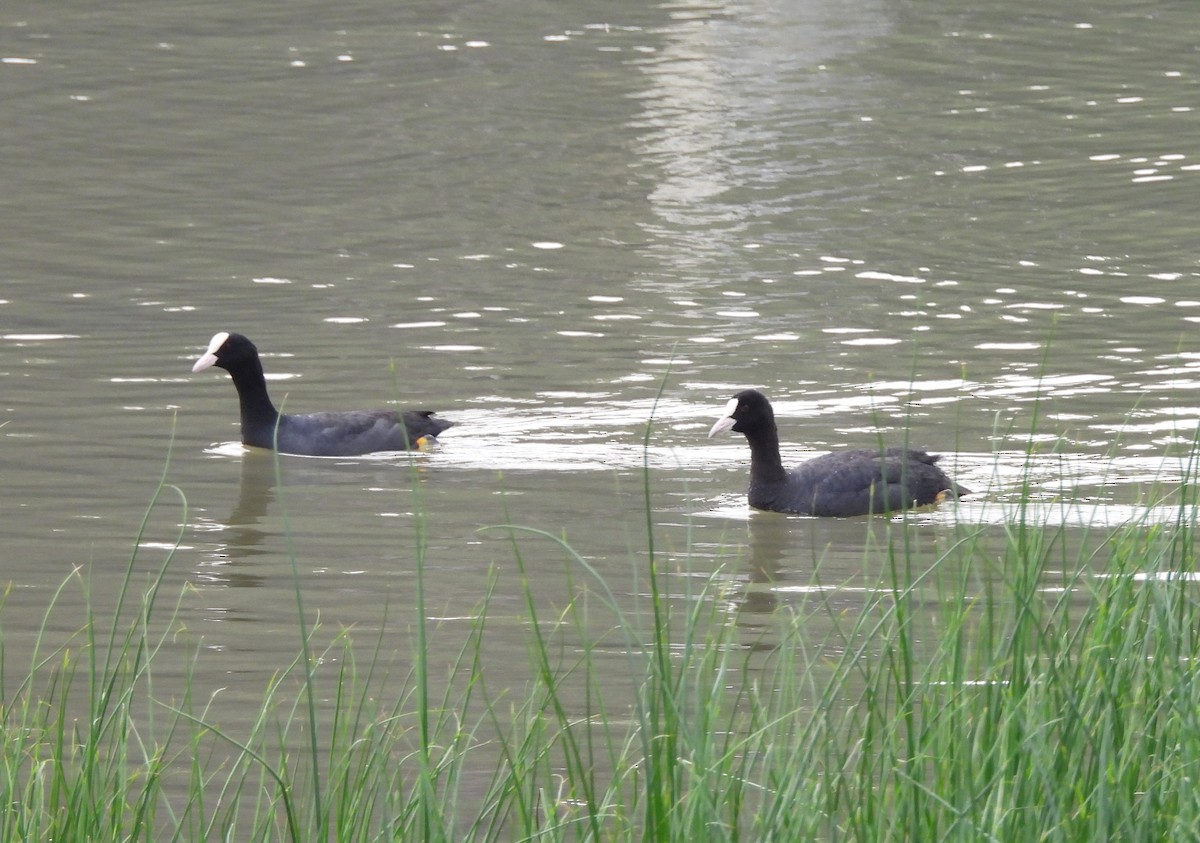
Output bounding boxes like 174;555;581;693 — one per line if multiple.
3;468;1200;841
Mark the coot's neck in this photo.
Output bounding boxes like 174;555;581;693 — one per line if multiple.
745;422;788;484
222;355;280;433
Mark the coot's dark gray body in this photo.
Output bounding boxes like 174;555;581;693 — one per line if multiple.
709;389;969;516
192;331;453;457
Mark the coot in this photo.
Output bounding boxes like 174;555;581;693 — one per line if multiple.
708;388;969;516
191;331;453;456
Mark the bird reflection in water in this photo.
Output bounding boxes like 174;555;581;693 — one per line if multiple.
195;450;279;589
734;514;894;637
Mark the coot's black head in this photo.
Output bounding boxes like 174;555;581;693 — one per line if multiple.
708;388;776;438
192;332;258;373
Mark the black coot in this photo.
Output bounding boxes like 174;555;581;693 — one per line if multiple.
191;331;453;456
708;389;969;516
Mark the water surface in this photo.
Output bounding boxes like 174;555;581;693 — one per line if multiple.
3;0;1200;818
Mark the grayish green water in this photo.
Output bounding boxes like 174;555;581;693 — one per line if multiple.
3;0;1200;806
